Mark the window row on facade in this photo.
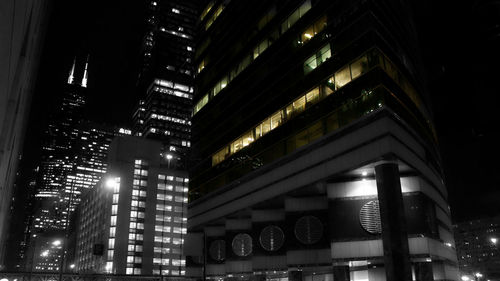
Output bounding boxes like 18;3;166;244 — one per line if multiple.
194;0;314;115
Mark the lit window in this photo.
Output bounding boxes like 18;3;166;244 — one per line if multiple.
111;205;118;215
110;216;117;226
304;44;331;73
109;227;116;237
300;16;327;44
281;0;311;33
108;239;115;249
335;65;351;88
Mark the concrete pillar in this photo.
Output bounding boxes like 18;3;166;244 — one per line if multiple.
414;262;433;281
333;265;350;281
375;162;411;281
289;270;303;281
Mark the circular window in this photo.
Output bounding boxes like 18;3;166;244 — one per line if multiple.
232;233;253;257
359;200;382;234
259;225;285;251
209;239;226;261
294;215;323;245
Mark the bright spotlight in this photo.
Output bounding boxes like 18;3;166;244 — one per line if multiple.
52;240;61;246
361;171;368;176
105;178;117;189
70;264;75;269
491;237;498;245
41;250;49;257
166;154;173;160
461;276;470;281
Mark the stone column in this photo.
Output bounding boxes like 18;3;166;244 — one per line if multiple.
414;262;433;281
288;270;303;281
333;265;350;281
375;162;412;281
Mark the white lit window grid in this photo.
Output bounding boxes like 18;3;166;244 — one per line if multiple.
153;86;193;99
149;113;189;125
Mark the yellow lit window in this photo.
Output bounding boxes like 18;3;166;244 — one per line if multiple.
200;2;213;21
197;60;205;73
335;65;351;88
253;39;269;59
270;111;283;130
194;94;209;114
350;55;368;79
305;87;320;104
242;131;254;147
205;4;224;30
231;138;243;154
212;147;229;166
301;16;327;43
261;118;272;136
323;77;335;95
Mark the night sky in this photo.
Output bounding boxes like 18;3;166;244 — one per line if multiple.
19;0;500;223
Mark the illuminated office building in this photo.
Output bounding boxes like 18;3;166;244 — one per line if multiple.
76;136;188;275
32;56;89;231
454;216;500;280
187;1;458;280
29;56;130;271
132;0;200;169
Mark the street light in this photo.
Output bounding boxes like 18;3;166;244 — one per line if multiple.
41;250;49;257
490;237;498;245
105;178;117;189
166;154;173;168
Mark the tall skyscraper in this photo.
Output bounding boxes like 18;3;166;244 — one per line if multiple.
28;57;130;272
132;0;200;169
33;57;89;232
75;136;189;276
0;0;50;269
187;1;458;281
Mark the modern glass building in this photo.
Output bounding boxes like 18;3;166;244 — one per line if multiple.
132;0;201;169
187;1;458;280
75;136;189;275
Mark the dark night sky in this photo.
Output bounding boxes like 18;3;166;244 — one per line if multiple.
19;0;500;223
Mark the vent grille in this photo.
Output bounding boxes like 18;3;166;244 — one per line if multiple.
259;225;285;251
232;233;253;257
359;200;382;234
294;215;323;245
208;239;226;261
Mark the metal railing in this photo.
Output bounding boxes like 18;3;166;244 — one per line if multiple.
0;272;199;281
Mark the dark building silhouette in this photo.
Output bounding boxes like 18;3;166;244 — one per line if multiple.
186;1;458;280
0;0;51;269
